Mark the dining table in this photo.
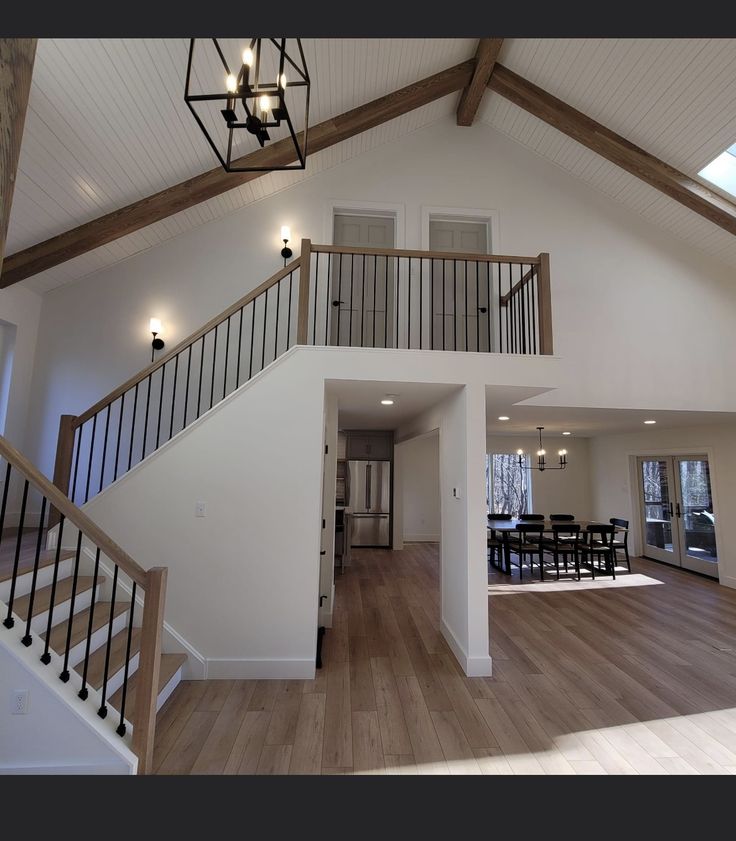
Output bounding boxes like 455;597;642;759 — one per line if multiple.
487;518;622;576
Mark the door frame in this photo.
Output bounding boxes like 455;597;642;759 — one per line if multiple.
420;205;500;254
322;199;406;248
627;446;722;582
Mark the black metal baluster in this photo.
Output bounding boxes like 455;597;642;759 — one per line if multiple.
372;255;377;348
360;254;366;347
184;344;192;429
169;353;179;441
113;392;125;483
59;529;83;682
115;582;137;736
312;254;319;345
325;254;331;346
78;547;101;700
464;260;469;352
97;564;119;719
395;255;399;349
236;308;244;387
431;259;435;350
419;258;423;349
141;375;152;462
408;257;412;349
71;424;83;505
287;272;294;347
249;302;256;380
442;261;447;350
520;265;527;353
531;268;538;354
84;414;97;504
197;335;205;418
155;361;166;449
475;261;480;352
210;324;218;409
127;383;139;471
224;316;231;399
40;517;65;665
453;259;457;351
3;478;28;627
0;462;10;551
504;264;510;354
261;291;268;372
99;404;111;494
349;254;354;347
488;263;493;353
337;254;343;346
21;496;47;646
274;281;281;359
384;255;389;348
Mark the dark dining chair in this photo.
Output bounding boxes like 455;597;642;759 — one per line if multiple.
511;523;545;580
546;523;582;579
549;514;575;521
519;513;545;520
487;513;512;571
609;517;631;573
579;524;617;579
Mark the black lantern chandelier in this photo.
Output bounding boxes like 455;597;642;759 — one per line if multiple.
185;38;310;173
517;427;568;472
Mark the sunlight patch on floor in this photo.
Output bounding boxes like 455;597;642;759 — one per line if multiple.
487;573;663;595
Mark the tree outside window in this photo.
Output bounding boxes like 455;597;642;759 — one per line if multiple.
487;453;531;517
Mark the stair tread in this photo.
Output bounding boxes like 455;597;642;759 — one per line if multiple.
75;626;141;691
43;601;128;654
0;549;76;584
12;575;101;621
109;653;187;722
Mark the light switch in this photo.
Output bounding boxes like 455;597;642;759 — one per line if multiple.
195;501;207;517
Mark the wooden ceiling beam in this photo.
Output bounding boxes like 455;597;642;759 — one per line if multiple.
0;59;475;288
0;38;36;278
456;38;503;127
488;62;736;237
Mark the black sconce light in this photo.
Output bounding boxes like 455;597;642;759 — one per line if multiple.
280;226;293;266
150;318;165;362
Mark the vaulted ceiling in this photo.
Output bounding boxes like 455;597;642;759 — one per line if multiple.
7;38;736;294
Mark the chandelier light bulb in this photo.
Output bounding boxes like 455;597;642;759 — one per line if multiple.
517;449;524;456
226;73;237;93
242;47;254;66
558;449;567;456
537;449;546;457
278;72;287;89
259;95;271;114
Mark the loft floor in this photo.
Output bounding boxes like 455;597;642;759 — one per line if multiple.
152;544;736;774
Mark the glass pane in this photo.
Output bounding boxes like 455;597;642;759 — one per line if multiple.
641;459;674;553
679;459;718;565
488;453;531;518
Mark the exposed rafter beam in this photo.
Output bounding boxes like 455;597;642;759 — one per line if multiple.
456;38;503;127
488;63;736;237
0;38;36;277
0;59;475;288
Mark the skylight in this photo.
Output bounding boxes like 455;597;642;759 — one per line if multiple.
698;143;736;198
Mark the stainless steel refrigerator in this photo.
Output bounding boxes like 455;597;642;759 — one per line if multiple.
347;460;391;547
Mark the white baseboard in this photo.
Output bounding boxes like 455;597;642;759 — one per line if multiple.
0;762;130;775
205;658;316;679
440;617;492;677
719;574;736;590
403;534;440;543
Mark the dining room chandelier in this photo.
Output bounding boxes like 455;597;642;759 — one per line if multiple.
184;38;310;173
517;427;567;472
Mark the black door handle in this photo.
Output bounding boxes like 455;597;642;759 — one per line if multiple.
675;502;681;517
332;300;344;307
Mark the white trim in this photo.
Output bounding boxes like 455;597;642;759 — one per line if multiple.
440;617;492;677
0;762;130;775
420;205;501;254
322;199;406;248
205;657;317;680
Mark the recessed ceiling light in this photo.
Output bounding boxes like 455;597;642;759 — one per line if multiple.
381;398;394;406
562;431;571;436
498;416;510;421
644;420;656;425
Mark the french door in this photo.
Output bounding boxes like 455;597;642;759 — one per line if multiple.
637;455;718;578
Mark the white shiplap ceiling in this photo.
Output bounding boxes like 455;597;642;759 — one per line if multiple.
7;38;736;294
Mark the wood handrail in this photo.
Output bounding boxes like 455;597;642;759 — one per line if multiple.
0;435;149;588
73;256;303;428
310;243;541;264
500;264;538;306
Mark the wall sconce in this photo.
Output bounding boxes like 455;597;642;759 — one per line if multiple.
150;318;165;362
280;226;293;266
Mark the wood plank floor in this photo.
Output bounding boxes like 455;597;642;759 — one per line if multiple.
153;543;736;775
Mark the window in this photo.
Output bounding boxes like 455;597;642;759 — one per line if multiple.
486;453;531;517
698;143;736;198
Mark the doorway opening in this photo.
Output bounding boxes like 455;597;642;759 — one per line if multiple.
0;320;17;436
637;455;718;578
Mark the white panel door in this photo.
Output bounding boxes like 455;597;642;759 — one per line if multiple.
428;219;491;351
331;214;396;347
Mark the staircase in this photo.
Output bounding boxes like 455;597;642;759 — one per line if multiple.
0;436;176;773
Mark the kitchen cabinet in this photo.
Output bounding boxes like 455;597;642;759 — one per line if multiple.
345;431;393;461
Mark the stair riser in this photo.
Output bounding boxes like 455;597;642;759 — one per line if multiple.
0;559;73;603
100;650;140;701
62;610;130;669
26;588;95;637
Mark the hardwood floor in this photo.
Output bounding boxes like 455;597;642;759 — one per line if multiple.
153;543;736;775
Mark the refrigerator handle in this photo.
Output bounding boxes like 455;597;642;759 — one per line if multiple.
366;463;372;512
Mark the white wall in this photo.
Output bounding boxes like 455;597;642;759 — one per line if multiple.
21;117;736;483
0;637;133;774
397;431;441;542
589;423;736;589
486;434;592;519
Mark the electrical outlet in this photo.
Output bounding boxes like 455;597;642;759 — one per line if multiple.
195;501;207;518
11;690;29;715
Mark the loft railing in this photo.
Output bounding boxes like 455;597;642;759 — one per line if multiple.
0;435;166;774
52;240;552;508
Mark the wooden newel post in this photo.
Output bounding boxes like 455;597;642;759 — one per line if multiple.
537;252;553;356
132;566;167;775
296;238;312;345
49;414;77;527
